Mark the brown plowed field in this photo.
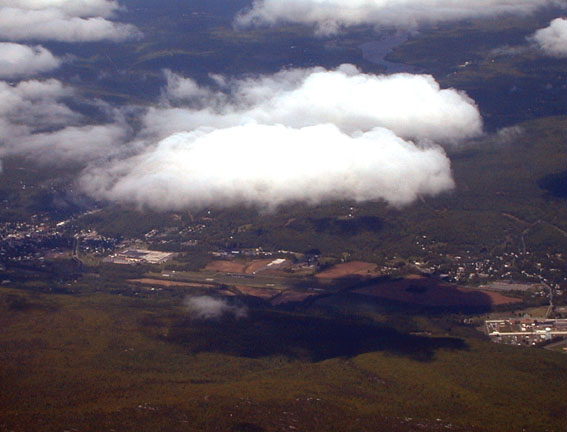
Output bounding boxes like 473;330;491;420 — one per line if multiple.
316;261;380;279
205;259;277;274
205;260;247;273
459;288;523;306
271;290;316;305
354;276;522;307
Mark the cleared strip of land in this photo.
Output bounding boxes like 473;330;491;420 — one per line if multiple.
128;278;215;288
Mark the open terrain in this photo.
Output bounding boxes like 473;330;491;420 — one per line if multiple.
129;278;216;288
1;2;567;431
316;261;381;279
354;276;523;308
1;286;566;432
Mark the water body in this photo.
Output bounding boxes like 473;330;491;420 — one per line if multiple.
359;34;419;74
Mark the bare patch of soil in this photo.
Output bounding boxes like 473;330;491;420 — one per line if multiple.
316;261;380;279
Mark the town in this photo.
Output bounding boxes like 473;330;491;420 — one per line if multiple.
486;318;567;349
1;210;567;319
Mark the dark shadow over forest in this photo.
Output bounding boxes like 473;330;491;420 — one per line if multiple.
160;309;468;362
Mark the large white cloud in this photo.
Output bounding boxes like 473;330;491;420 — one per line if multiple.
145;64;483;145
529;18;567;57
81;123;454;210
236;0;563;34
76;64;483;210
0;65;482;211
0;43;60;79
0;7;140;42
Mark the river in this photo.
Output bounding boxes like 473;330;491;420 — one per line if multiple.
359;34;419;74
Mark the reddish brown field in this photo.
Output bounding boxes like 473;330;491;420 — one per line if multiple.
316;261;380;279
205;260;247;273
459;288;523;306
128;279;215;288
205;259;278;274
354;275;522;307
